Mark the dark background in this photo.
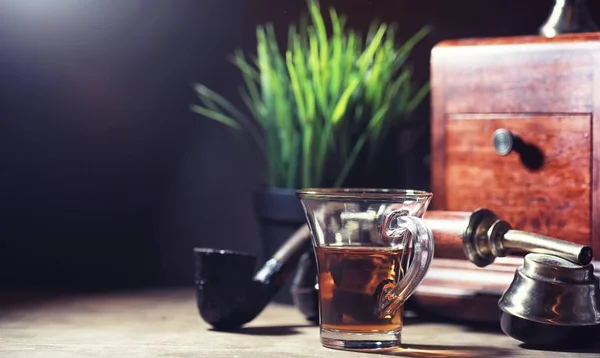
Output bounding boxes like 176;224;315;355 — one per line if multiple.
1;0;598;291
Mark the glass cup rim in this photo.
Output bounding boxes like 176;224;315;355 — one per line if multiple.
296;188;433;200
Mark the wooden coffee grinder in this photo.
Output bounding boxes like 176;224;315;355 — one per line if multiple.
412;32;600;323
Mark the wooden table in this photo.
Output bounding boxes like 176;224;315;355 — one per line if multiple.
0;289;598;357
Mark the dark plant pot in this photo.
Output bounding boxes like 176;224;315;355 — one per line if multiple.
253;186;310;304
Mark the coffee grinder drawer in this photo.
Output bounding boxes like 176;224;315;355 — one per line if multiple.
443;113;592;247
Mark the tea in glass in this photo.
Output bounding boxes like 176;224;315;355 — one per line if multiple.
297;188;434;350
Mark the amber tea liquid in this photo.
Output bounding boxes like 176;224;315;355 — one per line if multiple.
316;246;411;333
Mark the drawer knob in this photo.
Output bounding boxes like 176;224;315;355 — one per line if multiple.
493;128;515;156
492;128;545;170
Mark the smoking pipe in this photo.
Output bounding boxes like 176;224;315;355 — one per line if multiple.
194;224;311;331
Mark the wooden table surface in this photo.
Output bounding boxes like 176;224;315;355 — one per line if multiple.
0;289;599;357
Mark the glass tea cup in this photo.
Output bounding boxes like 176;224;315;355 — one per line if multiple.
296;188;434;350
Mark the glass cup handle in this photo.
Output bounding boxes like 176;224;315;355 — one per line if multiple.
378;211;435;317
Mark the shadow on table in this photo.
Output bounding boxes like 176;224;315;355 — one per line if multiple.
520;341;600;355
211;324;316;336
403;310;503;334
352;344;514;357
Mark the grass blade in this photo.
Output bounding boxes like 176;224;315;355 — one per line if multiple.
193;84;261;136
407;81;430;112
302;126;313;188
309;0;329;87
190;105;241;129
329;7;343;100
308;26;327;115
331;76;360;124
357;24;387;71
286;50;307;125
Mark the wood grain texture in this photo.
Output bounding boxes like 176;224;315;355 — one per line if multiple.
431;36;598;116
440;51;593;114
593;51;600;257
5;289;595;357
423;210;472;259
430;51;447;210
415;257;521;323
445;114;592;246
435;33;600;47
